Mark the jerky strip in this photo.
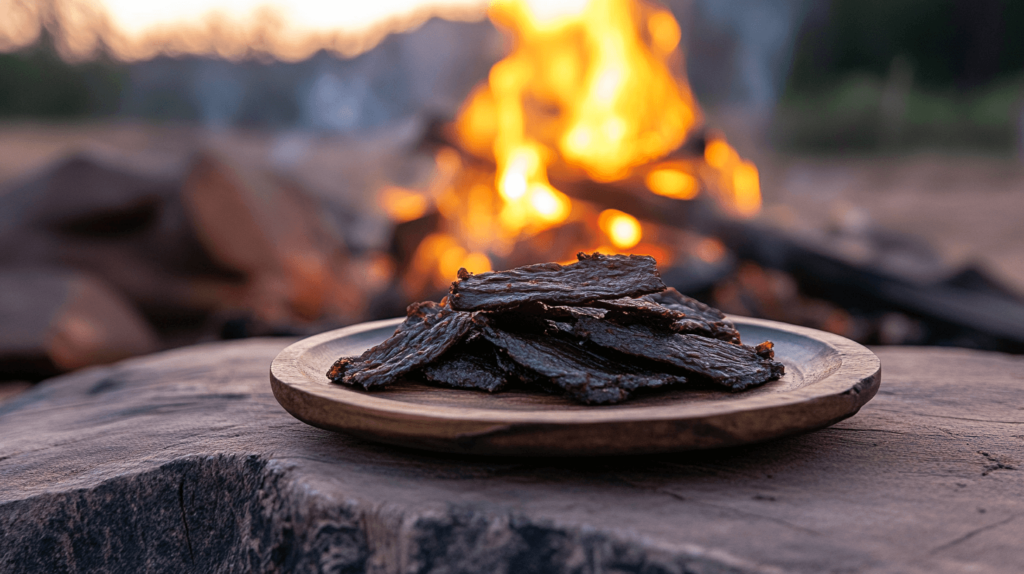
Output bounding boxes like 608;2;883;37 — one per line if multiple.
420;339;510;393
505;301;607;322
479;321;687;404
449;252;666;311
640;288;741;343
328;301;474;389
572;316;784;391
516;296;735;345
641;287;730;324
591;297;686;328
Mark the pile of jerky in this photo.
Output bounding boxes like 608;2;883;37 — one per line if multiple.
328;253;784;404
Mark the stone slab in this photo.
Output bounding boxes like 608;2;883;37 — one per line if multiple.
1;340;1022;573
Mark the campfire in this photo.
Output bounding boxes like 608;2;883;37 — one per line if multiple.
389;0;761;300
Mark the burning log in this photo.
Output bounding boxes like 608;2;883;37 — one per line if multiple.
717;218;1024;351
423;120;720;232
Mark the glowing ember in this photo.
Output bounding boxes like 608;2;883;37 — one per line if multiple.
405;232;494;295
598;209;642;249
732;161;762;217
645;166;699;200
461;251;494;274
380;186;430;222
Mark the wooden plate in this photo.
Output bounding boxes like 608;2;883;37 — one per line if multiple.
270;317;880;456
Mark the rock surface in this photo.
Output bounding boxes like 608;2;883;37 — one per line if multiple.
0;381;30;403
1;340;1022;573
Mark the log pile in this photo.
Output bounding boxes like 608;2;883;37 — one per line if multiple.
0;152;365;380
0;269;158;380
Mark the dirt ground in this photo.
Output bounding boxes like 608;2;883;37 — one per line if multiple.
760;153;1024;292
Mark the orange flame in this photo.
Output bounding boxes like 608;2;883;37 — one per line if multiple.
458;0;700;190
704;138;762;217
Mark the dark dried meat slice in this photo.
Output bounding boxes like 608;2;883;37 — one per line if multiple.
448;252;666;311
328;301;475;389
571;316;784;391
590;297;686;328
478;319;687;404
515;295;737;345
640;288;741;343
420;339;511;393
641;287;730;325
498;301;607;325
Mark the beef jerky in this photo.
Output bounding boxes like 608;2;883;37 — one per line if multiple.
485;305;560;334
449;252;665;311
328;301;474;389
478;319;687;404
640;288;741;343
503;301;607;323
420;339;511;393
571;316;784;391
506;290;738;343
642;287;730;325
591;297;686;328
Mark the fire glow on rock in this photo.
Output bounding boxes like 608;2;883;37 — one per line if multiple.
390;0;763;295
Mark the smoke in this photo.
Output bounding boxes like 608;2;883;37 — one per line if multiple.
190;61;246;129
116;18;500;132
687;0;810;110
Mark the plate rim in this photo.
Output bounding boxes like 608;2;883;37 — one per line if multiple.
270;316;880;427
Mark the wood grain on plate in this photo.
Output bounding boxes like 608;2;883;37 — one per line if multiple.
271;316;881;455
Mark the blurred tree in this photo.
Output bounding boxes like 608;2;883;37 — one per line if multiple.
787;0;1024;91
0;29;125;118
776;0;1024;151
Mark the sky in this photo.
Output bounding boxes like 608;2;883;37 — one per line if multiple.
1;0;493;60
